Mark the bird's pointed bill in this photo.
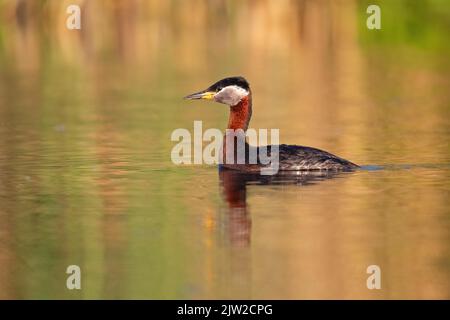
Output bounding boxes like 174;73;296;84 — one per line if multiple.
184;91;215;100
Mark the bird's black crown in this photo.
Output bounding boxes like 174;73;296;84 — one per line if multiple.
206;76;250;92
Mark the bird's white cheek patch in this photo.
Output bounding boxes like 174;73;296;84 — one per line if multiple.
216;85;249;106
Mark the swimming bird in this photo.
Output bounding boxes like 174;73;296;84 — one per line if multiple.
184;76;358;173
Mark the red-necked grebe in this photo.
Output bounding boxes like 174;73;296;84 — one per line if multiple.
184;76;359;172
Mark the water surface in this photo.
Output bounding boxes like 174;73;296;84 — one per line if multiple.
0;0;449;299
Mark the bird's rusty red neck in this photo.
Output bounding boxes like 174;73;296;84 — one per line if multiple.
227;94;252;131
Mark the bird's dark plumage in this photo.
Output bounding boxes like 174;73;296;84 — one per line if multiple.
206;76;250;92
272;144;358;171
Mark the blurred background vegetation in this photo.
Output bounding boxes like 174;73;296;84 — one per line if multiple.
0;0;449;299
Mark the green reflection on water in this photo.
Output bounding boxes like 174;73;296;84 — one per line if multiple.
0;0;449;299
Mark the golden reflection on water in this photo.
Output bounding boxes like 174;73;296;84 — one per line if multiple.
0;0;449;299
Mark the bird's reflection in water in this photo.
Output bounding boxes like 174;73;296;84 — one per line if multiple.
218;168;349;247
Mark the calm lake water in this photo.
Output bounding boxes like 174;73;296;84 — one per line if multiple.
0;1;449;299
